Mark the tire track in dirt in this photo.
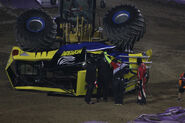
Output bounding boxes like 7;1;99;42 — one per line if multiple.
134;41;185;85
135;41;185;57
0;20;15;25
0;7;18;17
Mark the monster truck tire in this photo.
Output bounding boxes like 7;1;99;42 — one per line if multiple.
103;5;146;52
16;9;57;52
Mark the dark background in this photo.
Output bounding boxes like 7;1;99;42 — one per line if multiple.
0;0;185;122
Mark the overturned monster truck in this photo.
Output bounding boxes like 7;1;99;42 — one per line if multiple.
5;0;152;96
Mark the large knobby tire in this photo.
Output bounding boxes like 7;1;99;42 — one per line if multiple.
16;9;57;52
103;5;146;52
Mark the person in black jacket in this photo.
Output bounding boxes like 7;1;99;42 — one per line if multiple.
84;54;98;104
104;52;128;105
85;53;112;104
97;53;113;102
111;60;128;105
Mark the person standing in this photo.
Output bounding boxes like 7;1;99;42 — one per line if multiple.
137;58;147;105
104;52;128;105
112;62;128;105
178;72;185;101
84;55;97;104
97;53;113;102
85;53;112;104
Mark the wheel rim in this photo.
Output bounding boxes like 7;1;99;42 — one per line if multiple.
112;10;130;24
26;17;45;32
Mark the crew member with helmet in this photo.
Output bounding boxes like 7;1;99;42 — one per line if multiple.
137;58;147;105
178;72;185;101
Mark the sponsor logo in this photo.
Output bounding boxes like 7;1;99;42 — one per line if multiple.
57;56;75;65
61;49;82;56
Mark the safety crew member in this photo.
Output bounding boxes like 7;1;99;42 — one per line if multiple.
137;58;147;105
97;53;113;102
85;53;112;104
84;54;98;104
178;72;185;101
104;52;128;105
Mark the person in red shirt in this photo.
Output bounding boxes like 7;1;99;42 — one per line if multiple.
178;72;185;101
137;58;147;105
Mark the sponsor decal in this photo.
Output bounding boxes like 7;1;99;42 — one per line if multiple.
57;56;75;65
61;49;82;56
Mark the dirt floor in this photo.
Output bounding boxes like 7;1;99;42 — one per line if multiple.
0;0;185;123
